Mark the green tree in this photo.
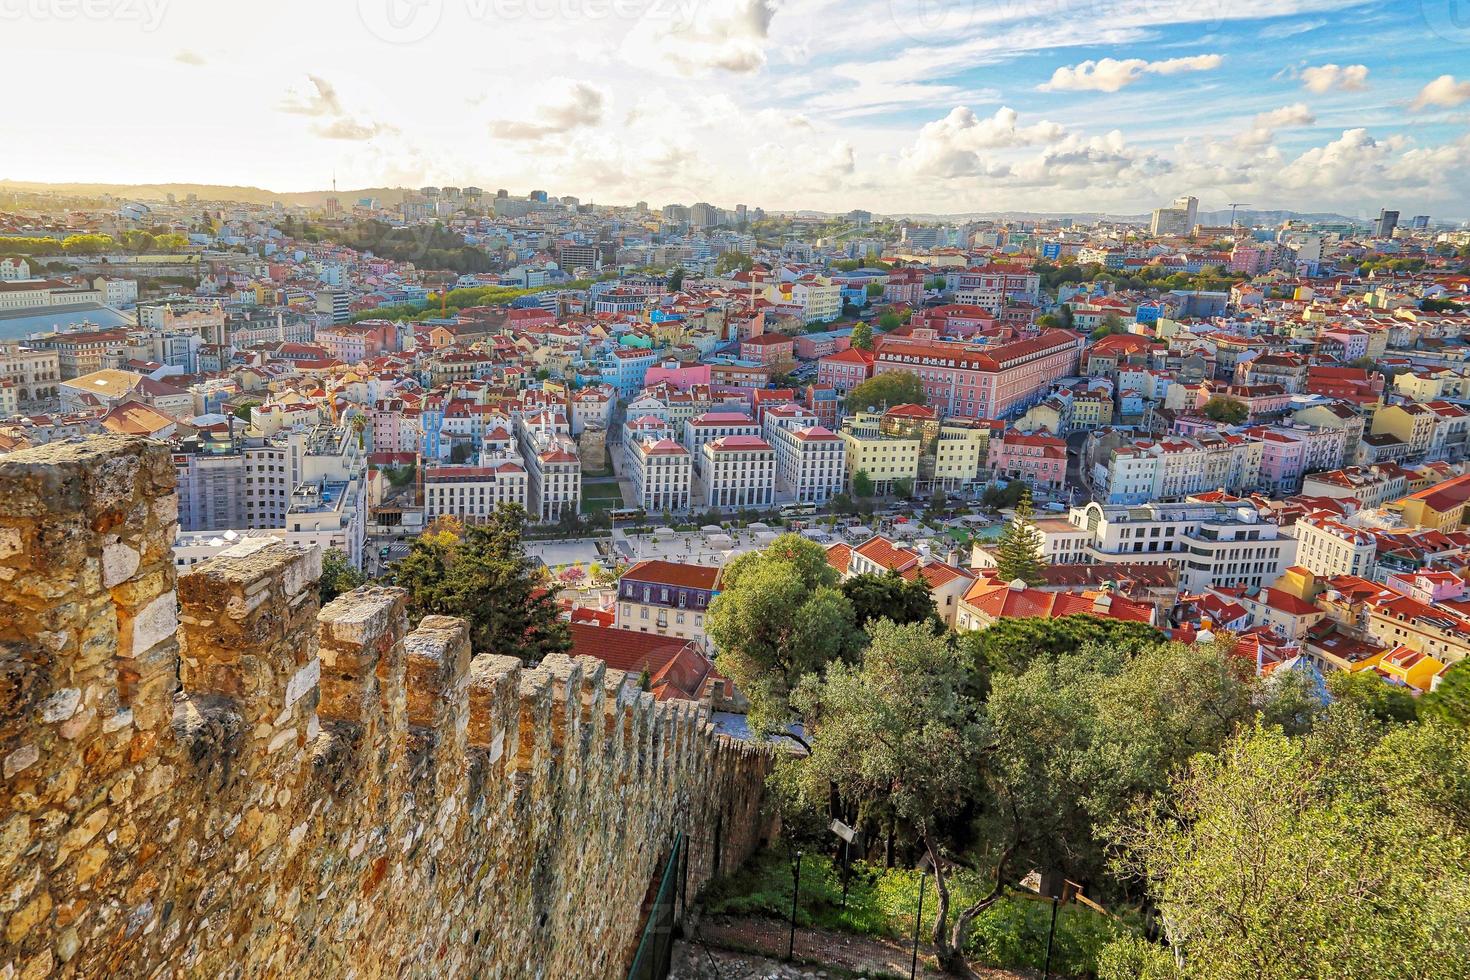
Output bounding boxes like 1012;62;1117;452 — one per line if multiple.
864;282;884;299
319;548;368;606
851;469;875;498
981;479;1028;510
782;619;985;973
715;251;754;275
707;534;862;743
877;311;903;331
667;267;685;291
893;476;914;499
829;491;856;514
929;487;948;513
839;570;941;630
232;400;260;423
850;321;874;350
1326;670;1417;725
1090;313;1129;340
61;233;115;254
1419;660;1470;728
1104;716;1470;980
844;371;925;412
392;505;571;663
957;613;1163;679
1201;396;1248;425
992;489;1046;586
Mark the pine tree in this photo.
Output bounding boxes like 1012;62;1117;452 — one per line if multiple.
993;489;1046;587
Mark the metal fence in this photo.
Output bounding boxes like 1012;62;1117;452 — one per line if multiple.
626;833;686;980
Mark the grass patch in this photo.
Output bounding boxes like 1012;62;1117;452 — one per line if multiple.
702;848;1132;977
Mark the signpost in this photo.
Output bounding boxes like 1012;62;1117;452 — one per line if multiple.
828;818;856;909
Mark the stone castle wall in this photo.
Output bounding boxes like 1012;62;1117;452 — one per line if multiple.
0;436;773;979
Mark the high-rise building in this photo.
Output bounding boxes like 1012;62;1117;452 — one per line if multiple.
1411;215;1431;229
1174;195;1198;231
528;189;549;203
1373;209;1400;238
690;202;719;228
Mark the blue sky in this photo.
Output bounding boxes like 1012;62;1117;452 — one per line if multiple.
2;0;1467;218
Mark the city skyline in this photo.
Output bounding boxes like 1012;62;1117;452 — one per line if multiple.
3;0;1469;218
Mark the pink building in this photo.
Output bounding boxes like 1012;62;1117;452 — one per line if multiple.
817;347;874;394
987;431;1067;491
911;304;1000;337
740;333;795;366
368;398;416;454
794;332;853;359
872;330;1083;420
883;269;925;307
644;362;712;390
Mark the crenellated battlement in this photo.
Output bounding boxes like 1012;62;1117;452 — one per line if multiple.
0;436;773;979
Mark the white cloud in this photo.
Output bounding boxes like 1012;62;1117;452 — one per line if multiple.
279;75;344;117
1236;102;1316;147
1299;63;1369;93
1039;54;1223;92
489;81;607;140
902;106;1065;178
1411;74;1470;110
622;0;778;76
278;75;394;142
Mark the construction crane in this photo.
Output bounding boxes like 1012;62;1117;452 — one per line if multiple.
1228;203;1251;229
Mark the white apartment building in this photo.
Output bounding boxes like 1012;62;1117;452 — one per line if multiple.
701;435;775;509
0;344;61;404
1094;434;1262;505
629;437;692;513
93;277;139;307
1293;514;1377;579
763;406;846;504
1067;501;1297;592
515;413;582;522
0;258;31;281
684;412;759;474
423;462;529;523
1299;465;1408;510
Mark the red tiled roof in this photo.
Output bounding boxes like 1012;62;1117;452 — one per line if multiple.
567;623;716;701
622;560;721;591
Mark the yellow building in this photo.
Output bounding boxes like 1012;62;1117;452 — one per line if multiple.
1388;473;1470;530
840;412;920;494
1374;646;1444;692
1070;392;1113;430
1371;403;1439;458
934;420;999;488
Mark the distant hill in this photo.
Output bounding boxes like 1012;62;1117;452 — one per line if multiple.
0;180;416;207
1;180;1373;226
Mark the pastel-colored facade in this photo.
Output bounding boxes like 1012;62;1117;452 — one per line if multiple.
839;412;920;494
817;347;874;395
700;435;775;509
987;431;1067;492
740;333;795;368
615;560;721;642
1293;514;1377;579
872;330;1083;420
601;346;659;397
